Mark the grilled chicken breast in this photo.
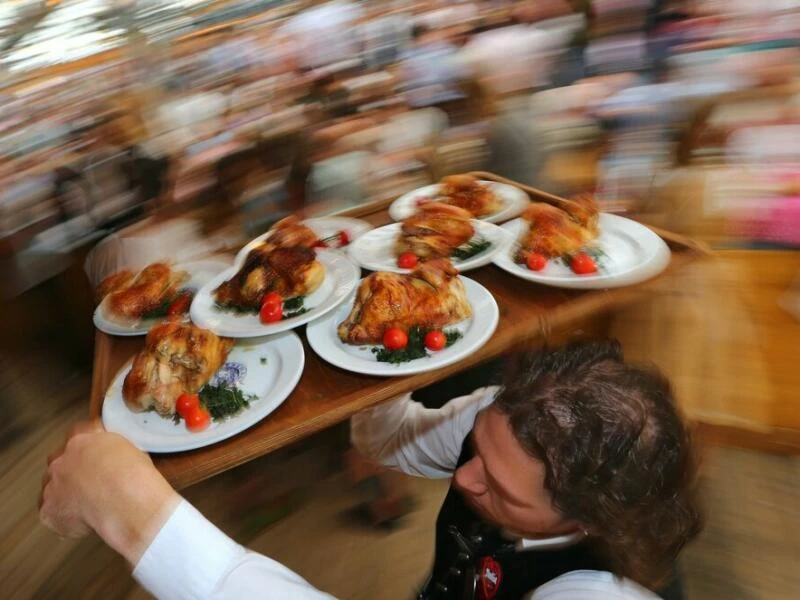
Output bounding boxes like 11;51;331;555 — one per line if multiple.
122;322;233;415
396;202;474;259
337;258;472;345
514;195;599;261
438;175;502;218
104;263;188;319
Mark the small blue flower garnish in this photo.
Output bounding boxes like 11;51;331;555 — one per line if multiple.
210;362;247;386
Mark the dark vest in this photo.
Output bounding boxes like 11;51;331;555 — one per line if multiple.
418;440;605;600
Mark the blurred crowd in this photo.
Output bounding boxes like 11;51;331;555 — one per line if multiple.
1;0;798;296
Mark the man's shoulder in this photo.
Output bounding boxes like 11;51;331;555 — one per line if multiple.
529;570;659;600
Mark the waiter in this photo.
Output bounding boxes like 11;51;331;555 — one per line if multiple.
39;341;701;599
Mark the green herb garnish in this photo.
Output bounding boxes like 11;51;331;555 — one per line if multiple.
559;247;607;269
451;237;492;261
199;383;256;421
371;326;463;364
214;295;309;319
213;301;257;315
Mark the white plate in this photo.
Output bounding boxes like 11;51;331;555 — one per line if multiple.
388;181;529;224
235;217;373;264
101;331;304;453
346;220;514;273
190;250;359;338
492;214;671;289
93;260;232;337
307;277;498;376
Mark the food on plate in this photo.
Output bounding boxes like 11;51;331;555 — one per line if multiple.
98;263;190;319
337;259;472;346
396;203;474;259
216;218;324;312
570;252;598;275
258;215;320;252
514;194;599;264
122;322;234;416
397;252;419;269
372;326;463;363
435;175;503;218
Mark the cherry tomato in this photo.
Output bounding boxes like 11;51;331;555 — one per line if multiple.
262;291;283;308
338;230;351;246
166;292;193;317
570;253;598;275
397;252;419;269
383;327;408;351
312;239;327;248
424;330;446;351
259;301;283;324
176;392;200;418
526;253;548;272
185;406;211;432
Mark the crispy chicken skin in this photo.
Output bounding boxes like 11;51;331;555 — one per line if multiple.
514;195;599;261
258;215;319;252
216;218;324;310
337;258;472;345
215;245;324;310
438;175;502;218
96;269;134;304
105;263;188;319
396;202;475;259
122;322;233;415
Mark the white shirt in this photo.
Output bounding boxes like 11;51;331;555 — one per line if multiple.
134;388;657;599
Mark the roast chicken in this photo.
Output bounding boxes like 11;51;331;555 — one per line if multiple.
215;217;324;311
437;175;502;218
396;202;474;259
100;263;188;319
338;259;472;345
514;195;599;261
122;322;233;415
258;215;320;252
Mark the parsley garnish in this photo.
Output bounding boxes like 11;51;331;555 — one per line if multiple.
451;237;492;261
371;327;463;364
141;289;194;319
214;295;309;318
199;383;256;421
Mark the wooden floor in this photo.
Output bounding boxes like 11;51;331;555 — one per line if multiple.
2;252;799;599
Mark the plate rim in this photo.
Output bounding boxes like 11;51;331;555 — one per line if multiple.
93;259;233;337
492;213;672;289
101;331;305;453
306;276;499;376
346;220;514;273
190;249;360;338
387;180;529;224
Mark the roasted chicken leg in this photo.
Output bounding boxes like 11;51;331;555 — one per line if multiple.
337;259;472;345
104;263;188;319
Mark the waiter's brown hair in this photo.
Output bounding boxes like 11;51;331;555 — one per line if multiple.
495;341;702;589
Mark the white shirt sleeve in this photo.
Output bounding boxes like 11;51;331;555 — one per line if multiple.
350;386;499;478
527;570;659;600
134;500;334;600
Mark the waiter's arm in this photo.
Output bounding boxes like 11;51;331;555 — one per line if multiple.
350;386;499;478
39;424;333;599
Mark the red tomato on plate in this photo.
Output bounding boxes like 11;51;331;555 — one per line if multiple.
526;253;547;272
262;291;282;308
176;393;200;418
424;330;446;351
185;406;211;432
383;328;408;351
259;301;283;324
570;253;598;275
338;230;351;246
397;252;419;269
167;292;193;317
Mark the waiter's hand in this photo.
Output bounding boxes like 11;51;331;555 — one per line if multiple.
39;421;181;565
